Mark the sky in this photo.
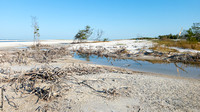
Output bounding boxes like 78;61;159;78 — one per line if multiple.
0;0;200;40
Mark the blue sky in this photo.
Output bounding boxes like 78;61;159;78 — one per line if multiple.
0;0;200;40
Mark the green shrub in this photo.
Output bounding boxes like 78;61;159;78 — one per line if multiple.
158;34;178;40
103;38;109;42
74;25;93;43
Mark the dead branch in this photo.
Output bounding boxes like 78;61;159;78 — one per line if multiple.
174;63;188;73
5;95;18;109
0;87;4;109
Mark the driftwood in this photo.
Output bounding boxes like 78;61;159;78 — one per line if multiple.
0;62;135;111
174;63;188;73
0;87;4;109
5;95;18;109
77;79;118;98
0;63;132;101
0;46;72;65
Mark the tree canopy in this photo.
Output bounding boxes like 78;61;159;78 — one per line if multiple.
74;25;93;43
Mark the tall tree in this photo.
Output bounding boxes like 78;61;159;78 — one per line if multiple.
192;23;200;34
32;16;40;45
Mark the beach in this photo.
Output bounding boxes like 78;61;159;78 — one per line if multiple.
0;40;199;111
0;40;73;48
1;0;200;111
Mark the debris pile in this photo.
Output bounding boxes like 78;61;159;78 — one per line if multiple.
0;50;30;65
74;46;200;64
0;47;72;64
0;63;131;102
30;47;72;63
3;66;68;102
166;53;200;63
65;64;106;75
75;46;131;59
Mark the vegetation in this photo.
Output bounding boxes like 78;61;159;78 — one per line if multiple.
153;40;200;50
158;34;178;40
32;16;40;46
91;37;109;43
153;22;200;50
158;22;200;42
74;25;93;43
132;23;200;50
150;45;179;53
184;27;199;42
95;29;104;41
103;38;109;42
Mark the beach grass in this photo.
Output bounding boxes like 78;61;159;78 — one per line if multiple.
153;39;200;50
150;45;179;53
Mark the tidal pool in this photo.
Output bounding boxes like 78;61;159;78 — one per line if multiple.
74;53;200;79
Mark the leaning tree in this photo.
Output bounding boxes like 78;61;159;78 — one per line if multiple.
74;25;93;43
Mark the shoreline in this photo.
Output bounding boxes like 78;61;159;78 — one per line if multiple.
0;41;199;111
0;39;199;79
72;57;200;82
0;40;73;48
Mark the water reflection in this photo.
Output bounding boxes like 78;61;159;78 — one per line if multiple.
77;53;91;61
74;53;200;79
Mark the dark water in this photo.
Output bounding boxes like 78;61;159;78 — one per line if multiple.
74;53;200;79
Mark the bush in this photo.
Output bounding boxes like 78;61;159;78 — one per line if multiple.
158;34;178;40
182;23;200;42
186;37;198;43
103;38;109;42
74;25;93;43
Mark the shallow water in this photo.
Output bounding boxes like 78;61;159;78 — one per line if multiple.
74;53;200;79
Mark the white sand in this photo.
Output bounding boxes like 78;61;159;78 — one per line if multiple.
0;40;73;48
69;40;200;53
65;73;200;112
1;39;199;53
69;40;154;54
170;47;200;53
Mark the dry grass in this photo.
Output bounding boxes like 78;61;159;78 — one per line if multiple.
150;45;179;53
153;40;200;50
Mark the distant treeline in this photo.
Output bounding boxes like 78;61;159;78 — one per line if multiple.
134;23;200;42
158;23;200;42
